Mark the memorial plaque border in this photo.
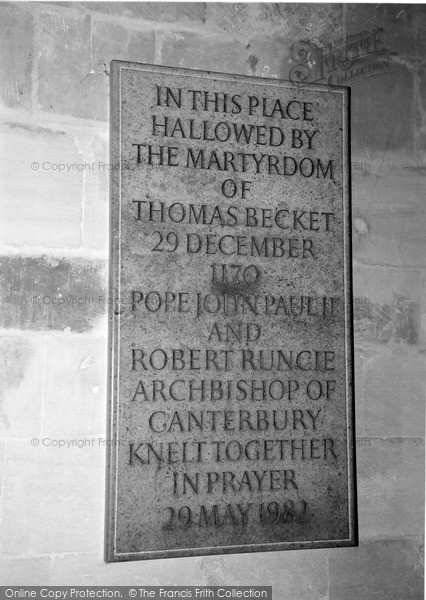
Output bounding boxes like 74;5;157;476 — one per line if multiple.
105;61;358;563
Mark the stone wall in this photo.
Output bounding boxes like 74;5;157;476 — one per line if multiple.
0;2;424;596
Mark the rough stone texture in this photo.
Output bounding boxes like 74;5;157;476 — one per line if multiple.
244;35;290;80
205;3;343;42
80;2;207;25
328;538;424;600
107;62;355;560
357;437;425;539
0;125;82;248
0;256;107;332
157;31;248;74
345;4;426;59
204;4;255;37
0;4;33;110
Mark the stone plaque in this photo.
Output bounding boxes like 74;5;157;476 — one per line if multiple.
105;61;357;562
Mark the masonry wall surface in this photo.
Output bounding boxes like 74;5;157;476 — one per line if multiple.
0;2;424;597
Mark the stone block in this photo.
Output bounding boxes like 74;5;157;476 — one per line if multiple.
83;191;109;251
0;125;82;249
204;4;255;36
244;35;290;80
0;4;33;110
199;551;328;600
363;348;425;436
205;3;343;40
91;19;155;71
353;265;421;309
0;336;44;439
345;4;426;59
37;12;97;118
43;336;107;437
0;440;105;555
329;538;424;600
0;556;51;585
351;65;414;153
353;265;421;346
157;31;248;74
0;256;107;332
81;132;109;251
37;11;155;121
49;553;205;585
260;3;343;39
82;2;207;25
357;437;424;539
352;168;426;268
